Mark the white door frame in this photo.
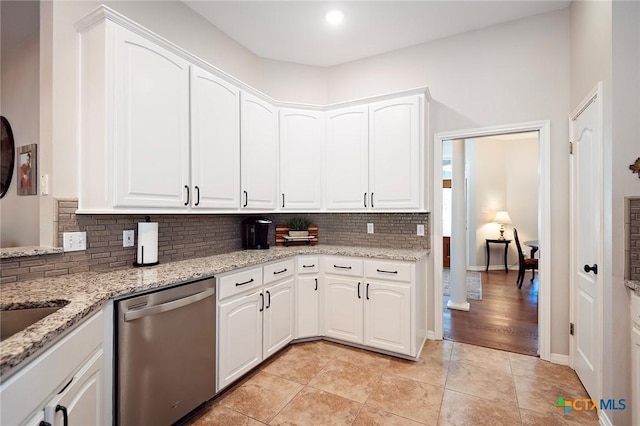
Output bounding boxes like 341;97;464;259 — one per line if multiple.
569;83;603;400
432;120;552;361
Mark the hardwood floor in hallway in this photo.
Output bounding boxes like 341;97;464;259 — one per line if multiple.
443;269;539;356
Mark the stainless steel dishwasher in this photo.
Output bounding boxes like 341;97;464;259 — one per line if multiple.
116;277;216;426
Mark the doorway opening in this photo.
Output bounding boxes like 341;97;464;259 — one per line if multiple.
432;121;551;361
441;132;540;356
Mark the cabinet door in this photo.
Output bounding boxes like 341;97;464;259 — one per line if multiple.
263;278;295;359
218;291;263;390
369;96;421;210
364;280;411;355
633;327;640;426
241;92;278;209
191;67;240;209
297;275;320;339
114;26;190;208
279;109;323;210
47;350;104;426
325;106;369;210
323;276;363;344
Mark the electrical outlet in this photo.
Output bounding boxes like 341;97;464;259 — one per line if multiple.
417;224;425;236
367;223;374;234
123;230;135;247
63;231;87;252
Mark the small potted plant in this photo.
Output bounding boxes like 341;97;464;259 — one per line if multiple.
287;217;311;237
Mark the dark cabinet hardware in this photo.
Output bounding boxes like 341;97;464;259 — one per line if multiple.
371;193;374;208
302;264;315;268
39;422;52;426
273;268;288;275
243;190;248;207
364;192;367;207
366;283;370;300
235;278;254;287
584;264;598;275
282;193;285;208
266;290;271;309
195;186;200;206
314;278;318;291
260;293;264;312
376;269;398;274
333;265;352;270
357;282;361;299
56;405;69;426
184;185;189;206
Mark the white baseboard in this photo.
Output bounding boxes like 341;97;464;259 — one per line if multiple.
447;300;470;311
426;330;437;340
599;411;613;426
549;353;570;365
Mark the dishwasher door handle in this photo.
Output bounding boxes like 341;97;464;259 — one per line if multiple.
124;287;215;322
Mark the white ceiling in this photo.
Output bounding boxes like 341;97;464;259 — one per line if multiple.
183;1;570;67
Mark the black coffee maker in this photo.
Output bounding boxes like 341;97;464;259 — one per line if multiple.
242;217;272;249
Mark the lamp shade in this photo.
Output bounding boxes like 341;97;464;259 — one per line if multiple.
493;211;512;224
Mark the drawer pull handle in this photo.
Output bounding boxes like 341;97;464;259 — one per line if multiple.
334;265;352;270
274;268;288;275
376;269;398;274
302;264;315;268
236;278;254;286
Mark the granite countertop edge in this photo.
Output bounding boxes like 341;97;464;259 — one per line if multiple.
0;245;428;378
626;279;640;293
0;246;64;259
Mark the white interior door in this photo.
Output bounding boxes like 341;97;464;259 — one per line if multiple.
570;88;602;401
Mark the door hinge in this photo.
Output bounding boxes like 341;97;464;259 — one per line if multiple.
569;141;574;155
570;322;574;335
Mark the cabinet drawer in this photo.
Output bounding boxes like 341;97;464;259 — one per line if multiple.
297;256;319;274
632;293;640;328
324;257;363;277
264;259;295;285
365;260;411;282
218;267;263;300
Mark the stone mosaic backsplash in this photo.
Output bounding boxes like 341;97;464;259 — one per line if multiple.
0;200;429;284
628;198;640;281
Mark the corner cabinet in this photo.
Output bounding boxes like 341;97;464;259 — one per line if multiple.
240;92;278;209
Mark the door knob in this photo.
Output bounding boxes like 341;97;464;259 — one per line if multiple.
584;264;598;275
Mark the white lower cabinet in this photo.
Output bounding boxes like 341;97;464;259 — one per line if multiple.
364;281;411;354
217;261;295;392
324;276;364;344
0;311;105;426
218;289;263;391
633;327;640;426
296;257;320;339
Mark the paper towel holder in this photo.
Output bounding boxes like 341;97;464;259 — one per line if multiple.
133;216;159;267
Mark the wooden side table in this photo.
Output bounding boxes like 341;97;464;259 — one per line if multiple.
485;239;511;273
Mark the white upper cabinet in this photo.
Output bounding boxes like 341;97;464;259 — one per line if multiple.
113;26;191;208
241;92;278;209
325;106;369;210
369;96;421;210
279;109;324;210
191;67;241;209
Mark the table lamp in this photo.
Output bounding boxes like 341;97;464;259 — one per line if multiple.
493;211;511;240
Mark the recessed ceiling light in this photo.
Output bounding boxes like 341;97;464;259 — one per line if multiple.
325;9;344;26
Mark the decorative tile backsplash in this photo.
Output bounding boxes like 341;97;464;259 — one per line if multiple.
628;197;640;281
0;200;429;284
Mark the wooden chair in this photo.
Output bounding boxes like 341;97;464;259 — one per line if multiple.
513;228;538;288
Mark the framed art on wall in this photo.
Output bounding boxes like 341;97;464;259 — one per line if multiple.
17;144;37;196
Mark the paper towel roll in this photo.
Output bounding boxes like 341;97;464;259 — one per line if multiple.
136;221;158;265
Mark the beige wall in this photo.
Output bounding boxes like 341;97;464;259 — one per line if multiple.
1;2;40;247
466;136;539;270
326;9;571;355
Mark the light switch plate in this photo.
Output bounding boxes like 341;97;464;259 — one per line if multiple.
417;224;425;236
367;223;374;234
63;231;87;252
123;230;135;247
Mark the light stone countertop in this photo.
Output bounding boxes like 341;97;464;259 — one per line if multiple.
0;245;428;378
0;246;64;259
626;279;640;293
